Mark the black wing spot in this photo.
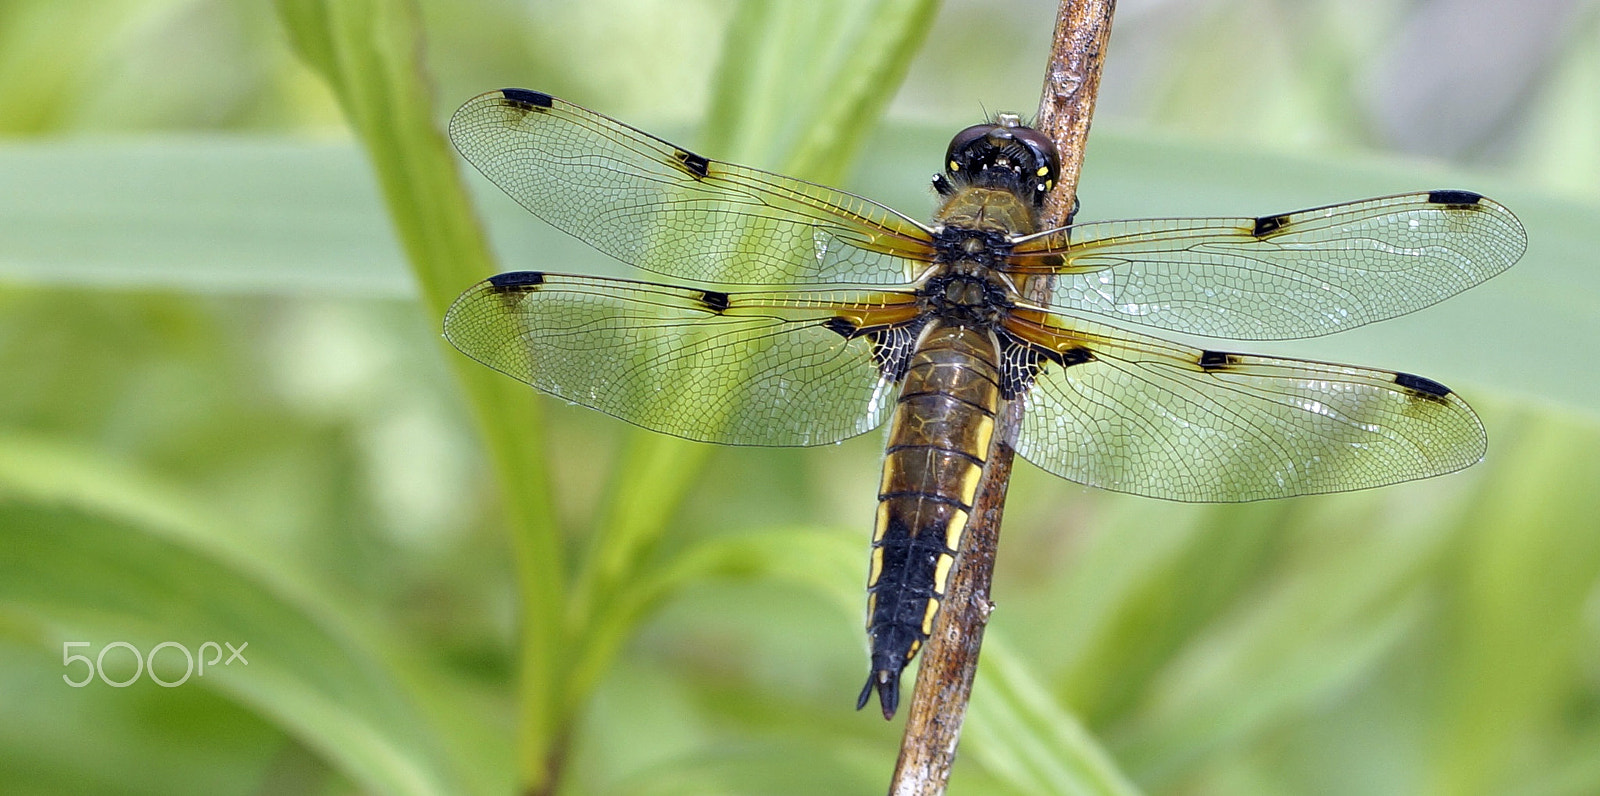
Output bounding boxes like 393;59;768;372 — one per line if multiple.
1427;189;1483;207
1052;346;1095;367
1252;214;1291;237
1395;371;1452;398
675;149;710;179
698;290;730;313
1198;349;1240;371
487;271;545;292
499;88;554;109
822;317;859;338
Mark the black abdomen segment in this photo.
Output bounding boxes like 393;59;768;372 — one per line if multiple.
859;323;1000;719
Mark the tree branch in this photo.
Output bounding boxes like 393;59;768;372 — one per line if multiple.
886;2;1117;793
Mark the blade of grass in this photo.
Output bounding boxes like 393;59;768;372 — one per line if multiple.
272;0;564;787
701;0;940;182
777;0;941;185
1045;499;1296;730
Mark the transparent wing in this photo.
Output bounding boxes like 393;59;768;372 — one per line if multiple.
1003;309;1486;502
443;271;924;446
1008;191;1525;340
449;89;936;287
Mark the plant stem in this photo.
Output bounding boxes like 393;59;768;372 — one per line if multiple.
886;2;1116;793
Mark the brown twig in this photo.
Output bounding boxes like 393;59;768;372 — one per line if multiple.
885;2;1117;794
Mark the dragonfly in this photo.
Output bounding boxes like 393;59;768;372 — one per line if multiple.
442;88;1525;719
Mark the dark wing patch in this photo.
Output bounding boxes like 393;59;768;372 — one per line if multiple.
822;317;858;338
1055;346;1095;367
996;332;1094;400
1394;371;1452;399
819;316;922;381
1007;191;1525;341
449;89;936;287
1252;214;1290;237
698;289;731;313
444;272;921;446
1426;189;1482;206
864;321;924;381
997;331;1050;400
487;270;545;290
499;88;554;109
1198;349;1240;371
675;149;710;179
1004;311;1486;501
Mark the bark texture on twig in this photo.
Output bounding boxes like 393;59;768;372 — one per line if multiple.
886;2;1116;794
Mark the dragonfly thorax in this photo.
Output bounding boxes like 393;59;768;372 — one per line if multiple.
931;226;1014;268
918;267;1013;328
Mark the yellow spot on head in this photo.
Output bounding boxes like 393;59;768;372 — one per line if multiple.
1036;166;1049;177
949;161;959;172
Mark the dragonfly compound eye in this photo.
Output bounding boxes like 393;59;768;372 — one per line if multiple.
943;120;1061;204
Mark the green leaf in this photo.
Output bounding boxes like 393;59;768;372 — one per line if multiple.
0;431;494;795
1037;499;1295;729
965;634;1143;796
706;0;940;181
569;526;862;718
0;138;408;295
1112;495;1443;785
1420;409;1600;793
601;742;885;796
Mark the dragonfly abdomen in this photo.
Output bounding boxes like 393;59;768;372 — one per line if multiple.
858;322;1001;719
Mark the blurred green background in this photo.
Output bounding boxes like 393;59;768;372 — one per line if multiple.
2;1;1598;794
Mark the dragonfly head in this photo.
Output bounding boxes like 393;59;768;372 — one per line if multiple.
942;115;1060;206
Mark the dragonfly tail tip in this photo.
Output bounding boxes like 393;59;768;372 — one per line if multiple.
856;669;902;720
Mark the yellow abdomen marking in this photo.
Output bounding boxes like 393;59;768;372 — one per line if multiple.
955;459;983;507
972;415;995;461
932;552;956;596
945;509;970;552
920;599;940;635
